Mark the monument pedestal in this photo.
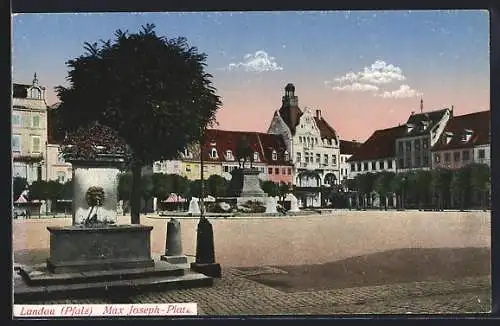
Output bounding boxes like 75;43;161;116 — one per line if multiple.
46;225;154;273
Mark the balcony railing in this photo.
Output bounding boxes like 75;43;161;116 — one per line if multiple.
295;162;322;170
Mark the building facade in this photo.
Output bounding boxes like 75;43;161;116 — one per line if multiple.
395;105;452;172
268;83;340;207
12;74;49;183
339;140;362;184
347;126;404;179
431;110;490;169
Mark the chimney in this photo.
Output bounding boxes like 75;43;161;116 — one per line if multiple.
316;109;322;119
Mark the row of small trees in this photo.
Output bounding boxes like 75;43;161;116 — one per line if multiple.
117;173;230;203
345;163;491;210
13;177;73;202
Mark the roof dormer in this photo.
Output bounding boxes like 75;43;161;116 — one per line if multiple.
272;149;277;161
445;131;454;144
461;129;473;142
406;123;415;134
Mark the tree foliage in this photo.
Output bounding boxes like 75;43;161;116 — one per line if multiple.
206;175;229;198
54;24;222;223
13;177;28;201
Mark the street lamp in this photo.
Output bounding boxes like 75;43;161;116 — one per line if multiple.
401;176;407;210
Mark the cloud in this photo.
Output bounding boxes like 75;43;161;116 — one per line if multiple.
331;83;379;92
224;50;283;72
377;84;423;99
334;60;406;85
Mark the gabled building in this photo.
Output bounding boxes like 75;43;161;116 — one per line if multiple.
339;140;362;183
347;125;405;179
431;110;490;169
268;83;340;207
395;102;452;172
12;74;49;183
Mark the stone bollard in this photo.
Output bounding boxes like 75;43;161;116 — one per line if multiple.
190;217;221;278
161;218;188;264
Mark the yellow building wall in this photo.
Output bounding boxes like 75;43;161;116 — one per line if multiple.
180;160;223;180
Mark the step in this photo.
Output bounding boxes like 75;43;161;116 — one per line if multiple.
19;260;189;286
14;271;213;303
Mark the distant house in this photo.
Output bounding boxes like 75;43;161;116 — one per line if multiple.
431;110;490;169
347;125;405;179
395;105;452;172
46;102;73;183
339;140;362;183
12;74;49;183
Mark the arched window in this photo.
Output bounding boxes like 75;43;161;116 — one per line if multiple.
253;152;259;161
30;87;41;99
284;151;289;161
272;150;277;161
226;150;233;160
211;148;218;159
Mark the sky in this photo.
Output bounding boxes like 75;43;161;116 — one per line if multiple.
12;11;490;142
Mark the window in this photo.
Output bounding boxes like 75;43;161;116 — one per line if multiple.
12;134;21;152
154;162;161;172
478;149;485;159
315;153;321;163
357;163;361;171
57;172;65;183
444;153;451;162
363;162;368;170
268;167;273;174
332;155;337;165
272;150;277;161
405;141;411;152
275;168;279;175
223;166;229;172
434;153;441;163
31;136;41;153
210;148;217;158
226;150;233;160
12;113;21;126
284;151;289;161
254;152;260;161
185;165;191;172
387;160;393;169
379;161;384;169
351;164;355;172
32;115;40;128
414;139;420;150
287;168;291;175
398;158;404;168
297;152;301;162
371;162;376;170
30;88;41;99
315;138;318;144
453;152;460;162
463;150;470;161
324;154;328;164
299;137;302;143
282;168;286;174
423;139;429;149
423;153;429;166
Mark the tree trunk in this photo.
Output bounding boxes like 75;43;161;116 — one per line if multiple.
130;161;142;224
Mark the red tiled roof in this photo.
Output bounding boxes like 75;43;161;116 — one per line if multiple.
340;140;362;155
347;125;406;162
431;110;490;151
201;129;291;165
314;116;338;140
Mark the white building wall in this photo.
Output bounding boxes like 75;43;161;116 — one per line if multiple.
348;158;398;179
473;144;490;166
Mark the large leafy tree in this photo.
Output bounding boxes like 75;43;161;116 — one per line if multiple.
450;166;471;210
430;168;452;210
469;163;490;210
55;24;221;224
261;180;279;197
373;171;394;210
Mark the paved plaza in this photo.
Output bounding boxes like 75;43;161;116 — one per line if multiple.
13;210;491;314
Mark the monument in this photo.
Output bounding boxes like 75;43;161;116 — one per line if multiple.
188;197;201;215
15;123;213;302
265;196;278;214
286;193;300;213
227;135;267;205
161;218;188;264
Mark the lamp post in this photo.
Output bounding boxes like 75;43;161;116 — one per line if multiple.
401;176;407;210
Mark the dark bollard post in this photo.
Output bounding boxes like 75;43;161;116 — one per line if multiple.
190;217;221;278
161;218;188;264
